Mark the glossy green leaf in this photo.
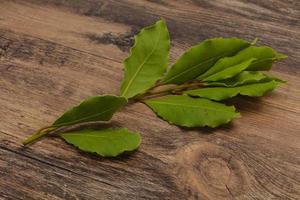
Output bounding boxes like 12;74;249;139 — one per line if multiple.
205;71;284;87
185;80;279;101
161;38;250;84
199;46;286;80
120;20;170;98
204;71;268;87
53;95;127;127
203;58;255;82
61;128;141;157
145;95;239;128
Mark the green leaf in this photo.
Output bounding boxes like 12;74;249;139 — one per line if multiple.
202;58;256;82
199;46;286;80
161;38;250;84
185;80;279;101
61;128;141;157
120;19;170;98
205;71;285;87
145;95;239;128
53;95;127;127
205;71;267;87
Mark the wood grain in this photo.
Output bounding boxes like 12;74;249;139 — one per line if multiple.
0;0;299;199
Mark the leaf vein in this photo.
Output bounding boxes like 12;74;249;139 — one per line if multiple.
147;100;234;113
54;107;116;127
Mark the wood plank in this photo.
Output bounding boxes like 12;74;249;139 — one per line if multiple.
1;0;299;74
38;0;300;75
0;0;300;199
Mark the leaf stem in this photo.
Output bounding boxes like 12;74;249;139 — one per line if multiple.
136;81;204;100
22;126;56;146
22;120;115;146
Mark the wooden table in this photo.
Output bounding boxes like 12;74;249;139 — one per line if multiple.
1;0;299;199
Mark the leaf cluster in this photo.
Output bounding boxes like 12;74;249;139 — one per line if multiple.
23;20;286;157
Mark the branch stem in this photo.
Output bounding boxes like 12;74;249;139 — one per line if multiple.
22;126;55;146
23;81;204;145
135;81;204;100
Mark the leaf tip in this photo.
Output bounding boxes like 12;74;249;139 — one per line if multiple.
251;37;259;45
158;17;166;23
275;78;287;84
276;53;288;60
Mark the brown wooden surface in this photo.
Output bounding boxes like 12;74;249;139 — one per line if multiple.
0;0;300;199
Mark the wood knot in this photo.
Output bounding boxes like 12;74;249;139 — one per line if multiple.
174;142;248;199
